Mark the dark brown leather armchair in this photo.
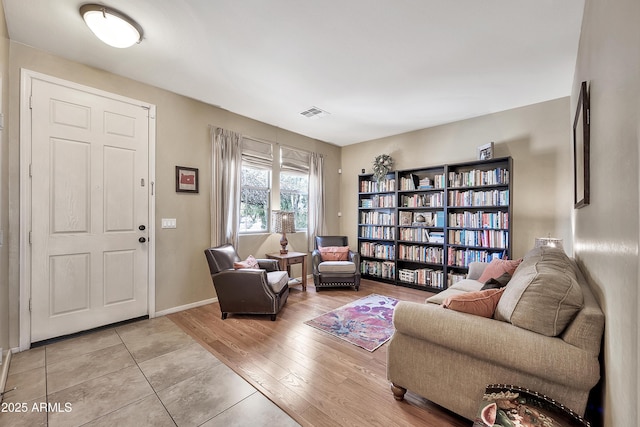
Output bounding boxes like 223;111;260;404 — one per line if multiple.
312;236;361;291
204;244;290;320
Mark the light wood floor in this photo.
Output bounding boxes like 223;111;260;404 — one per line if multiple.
168;278;469;427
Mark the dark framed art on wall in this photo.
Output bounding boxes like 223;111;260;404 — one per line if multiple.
573;81;590;209
176;166;199;193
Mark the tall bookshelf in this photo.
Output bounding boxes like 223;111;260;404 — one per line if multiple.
445;157;512;286
396;166;446;290
358;157;512;293
358;172;397;283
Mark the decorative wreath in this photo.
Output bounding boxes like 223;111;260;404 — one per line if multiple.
373;154;393;182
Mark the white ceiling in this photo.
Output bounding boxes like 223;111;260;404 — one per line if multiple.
3;0;585;146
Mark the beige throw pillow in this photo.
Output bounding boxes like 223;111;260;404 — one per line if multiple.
494;247;584;336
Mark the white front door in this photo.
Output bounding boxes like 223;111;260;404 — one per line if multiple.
29;77;151;342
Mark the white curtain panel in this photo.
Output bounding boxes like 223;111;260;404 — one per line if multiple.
210;127;242;247
308;152;326;251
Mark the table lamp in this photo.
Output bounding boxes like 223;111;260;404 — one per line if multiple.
272;211;296;254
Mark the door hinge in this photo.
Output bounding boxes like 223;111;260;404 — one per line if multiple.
28;231;32;245
29;298;32;312
29;95;33;109
29;163;33;177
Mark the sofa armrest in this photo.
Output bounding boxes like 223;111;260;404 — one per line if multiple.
213;269;275;298
256;259;279;272
348;250;360;266
392;301;600;389
311;249;322;273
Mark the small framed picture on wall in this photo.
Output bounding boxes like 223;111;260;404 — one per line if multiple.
477;142;494;160
176;166;199;193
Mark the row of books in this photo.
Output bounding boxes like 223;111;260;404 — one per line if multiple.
448;272;467;286
397;227;443;243
360;260;395;279
398;268;445;289
399;174;446;191
398;244;443;264
360;178;396;193
446;248;504;267
399;210;445;227
448;229;508;249
400;192;444;208
449;211;509;229
448;189;509;207
359;225;395;240
360;194;396;208
448;168;510;188
360;211;395;225
360;242;395;260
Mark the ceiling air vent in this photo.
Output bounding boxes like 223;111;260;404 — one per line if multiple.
300;106;330;119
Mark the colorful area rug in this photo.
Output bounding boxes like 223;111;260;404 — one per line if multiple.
304;294;398;352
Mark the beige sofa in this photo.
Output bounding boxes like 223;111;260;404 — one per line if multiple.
387;247;604;421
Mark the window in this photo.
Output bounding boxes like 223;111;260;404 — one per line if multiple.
238;140;310;234
280;146;310;231
240;138;273;233
240;165;270;232
280;171;308;230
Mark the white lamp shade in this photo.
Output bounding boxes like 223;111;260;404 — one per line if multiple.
535;237;563;250
81;5;142;48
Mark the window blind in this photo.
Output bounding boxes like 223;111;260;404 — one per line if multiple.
280;146;310;173
242;137;273;168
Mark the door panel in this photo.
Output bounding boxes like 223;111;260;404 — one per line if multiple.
30;78;150;342
50;138;91;234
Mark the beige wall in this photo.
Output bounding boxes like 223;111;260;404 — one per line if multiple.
341;98;573;260
4;42;341;348
0;3;10;352
572;1;640;426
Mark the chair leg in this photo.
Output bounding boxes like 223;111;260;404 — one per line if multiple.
221;312;228;320
270;314;277;321
391;383;407;401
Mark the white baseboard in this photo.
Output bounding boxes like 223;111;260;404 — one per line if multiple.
155;297;218;317
0;349;12;403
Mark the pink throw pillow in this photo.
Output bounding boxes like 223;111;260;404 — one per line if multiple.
233;255;259;269
319;246;350;261
477;258;522;283
442;288;506;318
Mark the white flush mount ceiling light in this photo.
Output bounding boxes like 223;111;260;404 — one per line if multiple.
80;4;143;48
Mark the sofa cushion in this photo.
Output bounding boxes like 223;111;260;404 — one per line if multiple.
480;272;512;290
234;255;258;269
467;262;488;281
477;258;522;283
266;270;289;294
318;261;356;273
319;246;350;261
426;279;483;304
442;287;505;318
494;247;584;336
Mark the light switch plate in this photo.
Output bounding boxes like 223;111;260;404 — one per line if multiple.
161;218;177;229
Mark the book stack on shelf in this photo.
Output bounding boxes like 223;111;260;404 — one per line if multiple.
360;260;396;279
357;157;512;293
359;241;395;260
398;268;444;289
359;225;395;240
360;177;396;193
360;194;395;208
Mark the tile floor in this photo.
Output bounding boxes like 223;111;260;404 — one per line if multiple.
0;316;299;427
